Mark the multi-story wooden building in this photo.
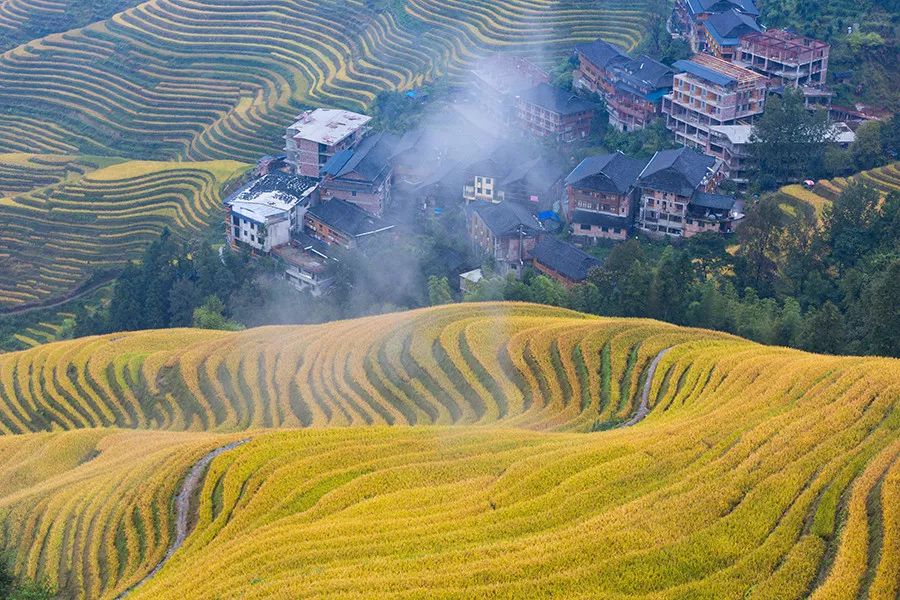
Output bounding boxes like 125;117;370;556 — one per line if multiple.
467;201;544;275
304;198;394;249
673;0;760;53
319;132;396;216
285;109;371;178
575;39;673;132
636;147;741;238
564;151;646;242
515;83;595;143
573;39;629;95
701;9;762;61
663;54;767;150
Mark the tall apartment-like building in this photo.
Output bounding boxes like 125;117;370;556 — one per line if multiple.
663;54;767;150
285;109;372;178
736;29;832;109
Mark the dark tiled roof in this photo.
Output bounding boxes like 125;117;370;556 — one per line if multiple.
565;152;646;194
704;9;761;46
692;192;736;211
618;56;675;90
471;201;543;237
530;237;602;282
501;156;565;192
638;147;718;196
687;0;759;17
576;38;629;69
306;199;390;237
517;83;594;116
571;210;631;230
321;132;397;181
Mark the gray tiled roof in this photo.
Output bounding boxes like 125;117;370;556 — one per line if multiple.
566;152;647;194
471;201;544;237
639;147;717;196
576;38;629;69
518;83;594;116
529;237;602;282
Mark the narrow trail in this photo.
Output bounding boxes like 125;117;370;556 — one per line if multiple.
116;439;249;599
622;349;671;427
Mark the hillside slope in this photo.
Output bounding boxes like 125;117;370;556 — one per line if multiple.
0;0;651;161
0;304;896;599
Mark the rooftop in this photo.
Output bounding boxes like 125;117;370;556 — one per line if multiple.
571;210;631;229
692;191;737;211
709;124;754;144
576;38;629;69
272;243;329;275
617;55;675;91
288;108;372;146
471;55;549;95
741;29;830;55
704;9;761;47
686;0;759;17
470;201;543;237
674;54;766;87
530;237;602;282
517;83;594;116
639;147;718;196
225;173;319;221
565;152;647;194
321;132;398;181
306;198;393;238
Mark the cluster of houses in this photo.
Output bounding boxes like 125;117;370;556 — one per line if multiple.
222;0;884;294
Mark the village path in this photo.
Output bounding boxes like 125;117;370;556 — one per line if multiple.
621;348;671;427
116;439;249;599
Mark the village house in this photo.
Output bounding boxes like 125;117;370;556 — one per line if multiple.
466;201;544;275
285;108;372;178
573;39;629;95
636;147;741;237
529;236;602;287
319;131;397;216
471;55;550;123
460;145;564;212
515;83;595;143
673;0;760;53
663;54;767;150
272;233;335;296
564;151;646;242
224;173;319;253
707;124;754;183
701;9;762;61
575;39;674;132
304;198;394;249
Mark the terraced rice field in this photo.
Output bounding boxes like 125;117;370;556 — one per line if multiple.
0;303;896;599
0;0;652;162
0;156;248;310
780;161;900;220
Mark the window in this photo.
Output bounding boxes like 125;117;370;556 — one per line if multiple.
352;191;357;197
580;224;591;231
233;227;239;238
232;215;239;225
601;226;609;232
251;234;256;243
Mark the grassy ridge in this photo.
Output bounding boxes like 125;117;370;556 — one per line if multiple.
0;304;894;598
0;156;248;310
0;0;652;161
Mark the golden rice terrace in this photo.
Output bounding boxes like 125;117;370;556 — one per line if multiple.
0;304;896;599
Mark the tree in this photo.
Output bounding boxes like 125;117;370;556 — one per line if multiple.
850;120;885;171
800;301;846;354
864;260;900;356
823;182;881;269
748;88;831;186
427;276;453;306
192;296;242;331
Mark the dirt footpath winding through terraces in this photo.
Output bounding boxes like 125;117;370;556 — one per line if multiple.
622;349;671;427
116;439;249;599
